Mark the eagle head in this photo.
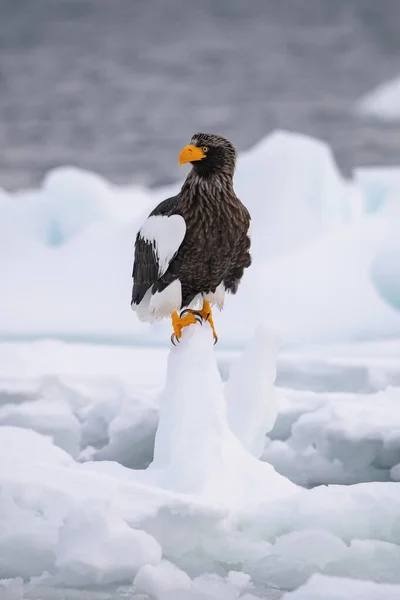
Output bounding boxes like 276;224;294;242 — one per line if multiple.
179;133;237;177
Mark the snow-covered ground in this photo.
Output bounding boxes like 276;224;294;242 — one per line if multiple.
2;337;400;481
2;130;400;599
1;331;400;599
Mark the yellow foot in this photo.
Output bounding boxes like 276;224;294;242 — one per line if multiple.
180;301;218;344
171;311;202;345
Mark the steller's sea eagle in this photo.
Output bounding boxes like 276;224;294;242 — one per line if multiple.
131;133;251;344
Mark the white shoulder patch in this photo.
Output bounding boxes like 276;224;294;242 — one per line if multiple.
139;214;186;276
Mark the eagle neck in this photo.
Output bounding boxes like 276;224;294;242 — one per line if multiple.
180;171;235;209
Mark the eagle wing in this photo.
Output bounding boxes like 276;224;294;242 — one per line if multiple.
131;196;186;308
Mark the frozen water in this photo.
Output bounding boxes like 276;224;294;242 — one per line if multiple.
264;386;400;485
1;339;400;485
0;327;296;591
90;391;159;469
354;168;400;311
225;326;278;458
2;130;400;346
370;223;400;311
2;128;400;597
145;324;295;505
355;167;400;216
134;561;192;598
1;332;400;599
357;75;400;121
0;396;80;457
234;131;360;260
55;504;162;587
283;573;400;599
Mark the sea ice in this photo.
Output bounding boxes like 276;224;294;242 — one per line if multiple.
283;573;400;599
134;560;192;598
1;328;400;596
225;326;278;458
0;326;296;587
356;75;400;121
263;386;400;485
55;504;162;586
145;324;295;505
0;396;80;457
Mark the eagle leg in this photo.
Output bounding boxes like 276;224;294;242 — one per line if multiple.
182;301;218;344
170;311;202;345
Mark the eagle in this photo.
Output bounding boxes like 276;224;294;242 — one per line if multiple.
131;133;251;344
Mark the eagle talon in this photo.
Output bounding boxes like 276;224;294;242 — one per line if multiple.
171;310;201;345
179;309;204;322
171;333;180;346
195;300;218;343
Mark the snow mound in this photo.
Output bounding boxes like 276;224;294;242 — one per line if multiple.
264;386;400;486
86;390;158;468
235;131;359;259
2;130;400;346
134;560;192;598
55;504;161;587
145;324;295;504
0;395;80;457
357;76;400;121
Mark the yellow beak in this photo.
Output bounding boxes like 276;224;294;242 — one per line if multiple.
179;144;206;166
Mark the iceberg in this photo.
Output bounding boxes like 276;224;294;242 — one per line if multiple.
234;131;361;260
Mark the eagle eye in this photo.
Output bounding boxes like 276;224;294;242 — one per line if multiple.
202;146;208;153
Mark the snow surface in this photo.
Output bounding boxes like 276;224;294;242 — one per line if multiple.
1;338;400;483
357;75;400;121
283;574;400;600
0;326;296;591
264;385;400;486
1;331;400;599
2;130;400;346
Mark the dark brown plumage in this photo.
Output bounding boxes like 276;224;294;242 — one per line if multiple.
131;133;251;342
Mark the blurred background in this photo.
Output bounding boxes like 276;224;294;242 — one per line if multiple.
2;0;400;191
